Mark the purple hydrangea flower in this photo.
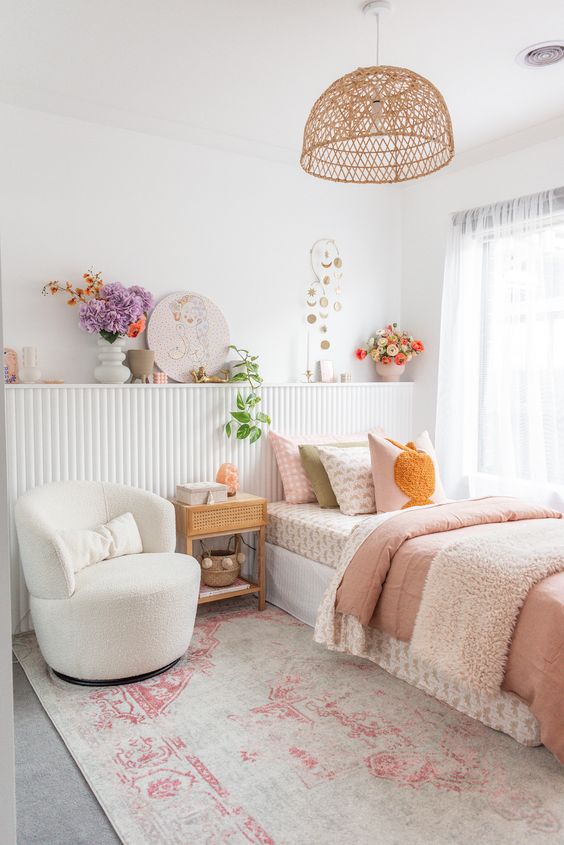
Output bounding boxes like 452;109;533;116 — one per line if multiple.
79;299;108;334
103;306;131;335
79;281;154;338
100;283;144;323
129;285;154;314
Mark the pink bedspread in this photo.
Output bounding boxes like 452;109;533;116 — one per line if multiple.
335;497;564;762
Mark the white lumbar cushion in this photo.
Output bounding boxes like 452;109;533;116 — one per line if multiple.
58;512;143;572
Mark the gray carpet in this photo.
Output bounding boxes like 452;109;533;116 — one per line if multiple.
13;660;120;844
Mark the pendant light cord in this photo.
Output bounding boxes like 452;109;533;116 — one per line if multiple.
376;13;380;65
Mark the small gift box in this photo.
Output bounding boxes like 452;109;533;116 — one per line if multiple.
175;481;229;506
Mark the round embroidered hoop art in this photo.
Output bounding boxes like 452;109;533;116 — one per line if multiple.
148;292;230;383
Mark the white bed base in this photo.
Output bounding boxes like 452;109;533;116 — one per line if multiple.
266;541;541;747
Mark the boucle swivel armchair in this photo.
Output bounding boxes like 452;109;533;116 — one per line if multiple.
15;481;200;685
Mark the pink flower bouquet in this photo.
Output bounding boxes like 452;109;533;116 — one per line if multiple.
356;323;424;367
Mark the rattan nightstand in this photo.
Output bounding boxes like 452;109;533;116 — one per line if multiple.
173;492;268;610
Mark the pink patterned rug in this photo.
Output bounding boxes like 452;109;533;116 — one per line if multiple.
13;601;564;844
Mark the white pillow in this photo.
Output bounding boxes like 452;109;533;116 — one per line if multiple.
58;512;143;573
317;446;376;516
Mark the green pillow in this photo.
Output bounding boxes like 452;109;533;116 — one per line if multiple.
299;442;369;508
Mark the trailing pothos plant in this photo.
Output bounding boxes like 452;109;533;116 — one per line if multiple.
225;345;271;443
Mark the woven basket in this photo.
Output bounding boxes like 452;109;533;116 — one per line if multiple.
199;534;244;588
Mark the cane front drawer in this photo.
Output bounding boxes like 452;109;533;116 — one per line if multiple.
174;494;267;539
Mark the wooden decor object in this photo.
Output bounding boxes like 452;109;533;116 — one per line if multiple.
301;65;454;184
174;492;267;610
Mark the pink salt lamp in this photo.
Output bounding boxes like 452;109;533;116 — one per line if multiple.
216;463;239;497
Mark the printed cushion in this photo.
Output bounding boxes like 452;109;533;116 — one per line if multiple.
368;431;447;513
58;512;143;572
269;430;381;504
317;446;376;516
299;442;369;508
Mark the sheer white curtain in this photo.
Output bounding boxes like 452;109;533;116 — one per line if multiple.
436;187;564;508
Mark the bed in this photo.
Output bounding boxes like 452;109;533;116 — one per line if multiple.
265;499;563;754
266;502;360;626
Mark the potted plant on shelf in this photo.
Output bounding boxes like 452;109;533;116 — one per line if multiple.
42;270;154;383
355;323;424;382
224;345;271;443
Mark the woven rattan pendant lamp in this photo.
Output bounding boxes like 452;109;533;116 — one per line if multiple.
300;0;454;184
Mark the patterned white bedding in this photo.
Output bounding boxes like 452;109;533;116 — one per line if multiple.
266;516;541;748
267;502;367;569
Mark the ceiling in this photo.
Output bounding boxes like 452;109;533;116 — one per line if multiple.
1;0;564;163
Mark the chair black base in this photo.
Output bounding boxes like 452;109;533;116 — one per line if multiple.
51;656;182;687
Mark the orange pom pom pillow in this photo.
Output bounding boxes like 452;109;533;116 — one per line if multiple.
368;431;446;513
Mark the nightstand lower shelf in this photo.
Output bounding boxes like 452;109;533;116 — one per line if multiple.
198;576;260;606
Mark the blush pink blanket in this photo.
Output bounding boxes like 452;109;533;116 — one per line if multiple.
334;497;564;762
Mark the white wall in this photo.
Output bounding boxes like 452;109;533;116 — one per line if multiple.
0;266;16;840
7;103;564;445
401;135;564;437
0;104;402;386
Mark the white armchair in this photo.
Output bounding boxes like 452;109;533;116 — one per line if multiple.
15;481;201;684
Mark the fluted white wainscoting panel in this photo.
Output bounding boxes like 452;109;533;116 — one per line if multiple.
6;382;412;632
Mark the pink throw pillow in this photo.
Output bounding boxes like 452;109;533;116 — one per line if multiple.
270;429;383;504
368;430;447;513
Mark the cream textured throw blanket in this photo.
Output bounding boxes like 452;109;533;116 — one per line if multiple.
411;521;564;693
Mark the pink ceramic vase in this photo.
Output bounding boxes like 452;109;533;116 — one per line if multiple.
374;361;406;382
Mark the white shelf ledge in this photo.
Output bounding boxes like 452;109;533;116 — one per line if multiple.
7;380;413;389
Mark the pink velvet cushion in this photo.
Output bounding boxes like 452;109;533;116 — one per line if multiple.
270;429;383;504
368;430;447;513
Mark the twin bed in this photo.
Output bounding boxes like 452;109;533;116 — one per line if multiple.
264;496;564;763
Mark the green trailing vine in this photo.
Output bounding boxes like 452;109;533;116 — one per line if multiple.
225;345;271;443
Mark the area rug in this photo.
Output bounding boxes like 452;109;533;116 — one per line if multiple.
13;601;564;845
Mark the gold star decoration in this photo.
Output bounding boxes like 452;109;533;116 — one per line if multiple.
307;286;317;297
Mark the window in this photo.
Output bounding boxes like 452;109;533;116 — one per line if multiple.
436;188;564;502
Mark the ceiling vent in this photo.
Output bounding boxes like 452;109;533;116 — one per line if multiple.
516;41;564;67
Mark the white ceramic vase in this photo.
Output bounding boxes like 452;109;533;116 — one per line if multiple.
374;361;406;382
94;338;130;384
19;346;42;384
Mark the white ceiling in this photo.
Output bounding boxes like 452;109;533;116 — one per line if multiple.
1;0;564;163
